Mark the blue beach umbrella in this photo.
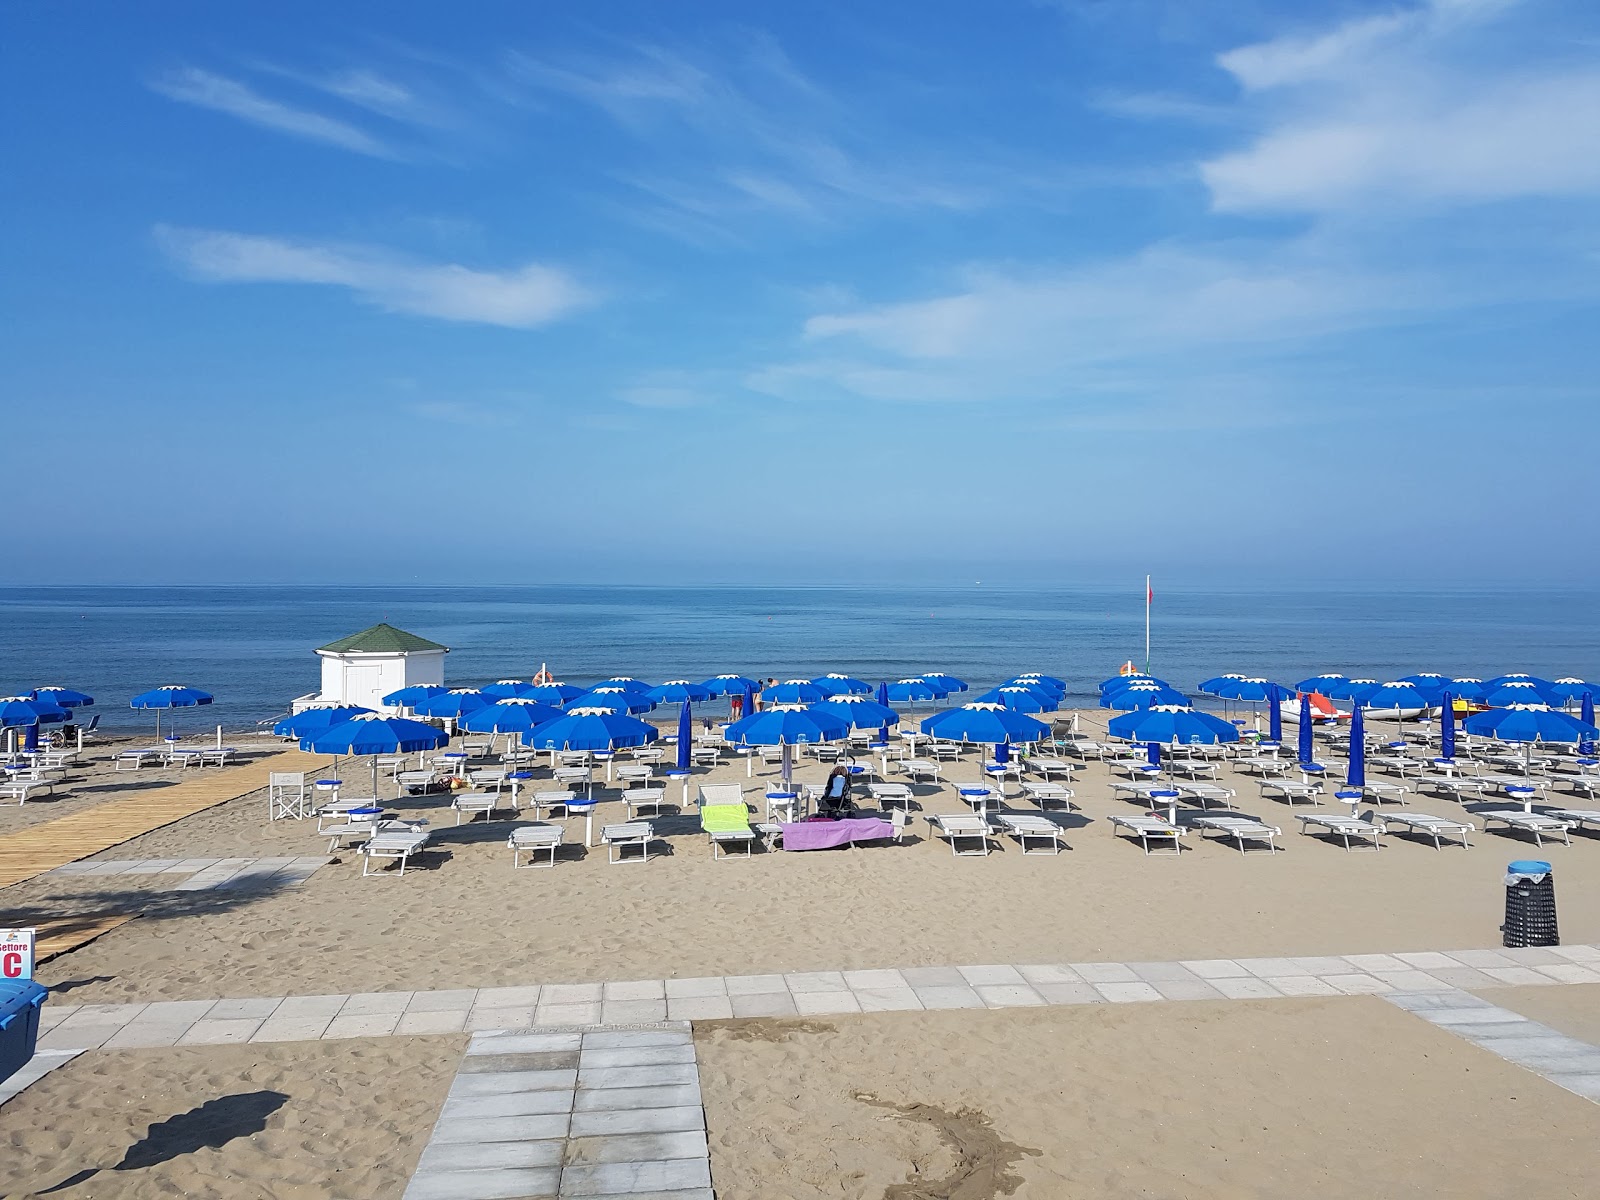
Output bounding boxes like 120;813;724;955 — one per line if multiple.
414;689;492;719
459;698;564;735
1268;689;1282;743
525;708;660;753
1446;678;1486;702
130;685;214;740
647;680;713;704
1440;692;1457;759
1323;678;1379;703
599;677;653;694
1198;674;1247;696
569;687;655;715
30;687;93;708
725;704;850;787
1347;704;1366;788
1296;674;1347;694
1107;705;1239;745
526;682;585;705
0;696;71;728
886;678;943;704
921;702;1048;746
765;679;829;704
272;705;374;738
1486;673;1555;691
1210;678;1293;703
1298;695;1314;764
1402;673;1448;690
1581;693;1595;758
812;673;872;696
483;679;540;699
1484;680;1554;707
1101;684;1189;710
1362;681;1430;713
975;685;1055;713
923;673;970;695
382;683;449;708
701;674;759;696
676;700;692;771
1100;673;1160;692
1463;704;1597;744
1546;678;1596;706
812;696;899;728
1010;673;1062;691
304;712;449;797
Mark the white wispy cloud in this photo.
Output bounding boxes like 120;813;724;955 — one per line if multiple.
155;226;591;328
1202;0;1600;212
150;68;395;158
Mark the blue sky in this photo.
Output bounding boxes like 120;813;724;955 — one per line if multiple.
5;0;1598;586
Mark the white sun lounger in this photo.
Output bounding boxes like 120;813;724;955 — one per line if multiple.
1193;816;1282;853
867;782;913;811
1176;783;1235;809
601;821;654;863
1361;781;1410;805
1107;814;1186;855
928;813;993;856
1170;759;1220;780
0;779;56;805
1259;780;1323;805
900;759;942;783
1238;757;1294;778
321;807;387;851
1480;810;1572;847
1110;781;1173;804
622;787;667;819
115;748;166;771
1555;777;1600;801
1377;812;1474;849
361;828;431;876
1027;756;1078;780
451;791;500;824
1297;813;1384;851
1418;775;1485;799
1546;809;1600;835
996;813;1064;854
1020;782;1076;811
508;822;564;868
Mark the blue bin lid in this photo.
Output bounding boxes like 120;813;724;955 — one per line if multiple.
0;979;47;1029
1508;860;1552;875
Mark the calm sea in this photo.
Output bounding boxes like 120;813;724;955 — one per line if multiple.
2;585;1596;733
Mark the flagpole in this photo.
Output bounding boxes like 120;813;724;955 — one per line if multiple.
1144;574;1151;675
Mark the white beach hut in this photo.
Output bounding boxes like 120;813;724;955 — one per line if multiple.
307;623;449;713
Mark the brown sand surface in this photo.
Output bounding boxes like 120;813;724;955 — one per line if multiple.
694;998;1600;1199
1475;982;1600;1045
0;1035;461;1198
11;721;1600;1004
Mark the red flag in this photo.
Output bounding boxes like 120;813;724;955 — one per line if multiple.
1146;581;1153;604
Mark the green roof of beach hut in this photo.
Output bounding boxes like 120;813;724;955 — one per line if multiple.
316;623;449;654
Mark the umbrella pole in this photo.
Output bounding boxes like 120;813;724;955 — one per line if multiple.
371;754;378;799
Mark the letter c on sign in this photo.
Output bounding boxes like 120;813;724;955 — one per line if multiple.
1;951;20;977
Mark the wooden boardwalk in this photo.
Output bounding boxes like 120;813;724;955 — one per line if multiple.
0;749;326;891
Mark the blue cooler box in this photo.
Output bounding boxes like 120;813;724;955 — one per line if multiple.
0;979;49;1085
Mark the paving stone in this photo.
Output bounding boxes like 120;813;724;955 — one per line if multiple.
1395;951;1458;969
852;988;924;1012
1263;976;1340;997
251;1016;337;1043
275;994;350;1018
136;1000;215;1022
600;1000;668;1024
602;980;666;1001
1384;989;1483;1011
178;1018;264;1045
1069;962;1138;984
1016;964;1082;986
723;974;789;995
1290;956;1355;975
975;985;1044;1008
403;1165;560;1199
1209;977;1284;1000
432;1113;572;1144
957;965;1026;987
1369;970;1451;991
792;991;861;1015
843;968;909;989
36;1024;120;1052
541;983;604;1004
1427;966;1501;990
450;1070;580;1098
1420;1005;1526;1026
103;1022;198;1049
52;1004;144;1030
443;1092;577;1120
664;977;727;998
1323;974;1393;995
1127;962;1198;984
573;1085;702;1113
418;1139;565;1171
206;997;283;1020
912;985;985;1010
341;991;413;1016
557;1157;711;1195
475;1033;585;1055
579;1065;699;1091
1535;963;1600;984
0;1050;81;1102
1094;982;1163;1003
1548;1072;1600;1100
1034;983;1104;1005
581;1046;696;1070
785;971;848;993
667;996;734;1022
462;1051;581;1074
537;1003;602;1027
476;986;545;1007
1480;967;1559;987
729;993;797;1018
563;1130;707;1165
1150;978;1224;1002
323;1012;402;1039
1342;953;1408;972
399;1009;470;1035
567;1106;705;1138
582;1030;690;1050
1550;945;1600;963
899;966;967;988
1446;949;1517;969
409;989;481;1012
1495;947;1565;966
1237;958;1303;979
468;1007;539;1031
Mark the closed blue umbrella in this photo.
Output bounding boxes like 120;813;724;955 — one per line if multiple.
1581;692;1595;758
1298;695;1313;764
525;708;660;752
130;684;213;739
647;680;713;704
414;689;492;719
975;685;1054;713
676;700;692;771
812;673;871;696
382;683;449;708
1347;704;1366;787
483;679;540;699
1107;705;1239;745
1484;680;1554;707
30;687;93;708
725;704;850;787
526;682;585;705
568;687;655;715
812;696;899;728
1440;691;1457;759
458;698;564;735
766;679;829;704
875;680;891;743
1146;742;1159;767
273;705;374;738
702;674;759;696
741;683;756;720
304;712;449;798
1268;689;1282;742
886;678;942;703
